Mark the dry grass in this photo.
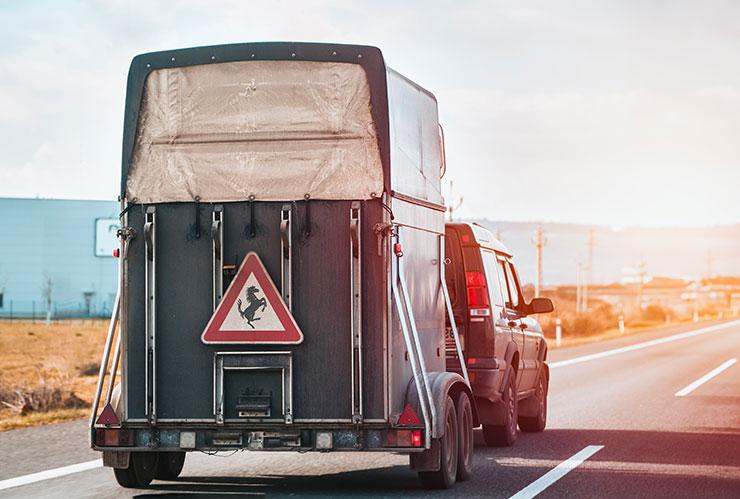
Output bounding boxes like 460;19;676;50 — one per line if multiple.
0;320;109;431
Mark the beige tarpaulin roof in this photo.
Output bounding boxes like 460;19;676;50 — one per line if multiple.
126;61;383;203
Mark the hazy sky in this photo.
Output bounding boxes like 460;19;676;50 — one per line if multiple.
1;0;739;227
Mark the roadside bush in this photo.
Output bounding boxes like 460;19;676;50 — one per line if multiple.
0;370;87;416
540;303;617;338
640;304;668;323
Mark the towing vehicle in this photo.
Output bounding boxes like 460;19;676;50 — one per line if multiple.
90;42;553;490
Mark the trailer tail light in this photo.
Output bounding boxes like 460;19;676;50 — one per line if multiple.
466;271;490;317
411;430;422;447
112;248;120;258
95;428;134;447
384;429;423;448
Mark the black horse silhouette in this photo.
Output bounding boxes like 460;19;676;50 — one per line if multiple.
237;285;267;329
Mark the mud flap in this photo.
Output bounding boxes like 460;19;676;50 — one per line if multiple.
103;450;130;469
409;439;441;472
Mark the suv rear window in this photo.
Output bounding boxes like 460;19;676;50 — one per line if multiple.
482;251;505;307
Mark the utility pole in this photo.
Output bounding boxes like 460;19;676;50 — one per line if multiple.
531;224;547;298
446;180;464;222
584;229;595;312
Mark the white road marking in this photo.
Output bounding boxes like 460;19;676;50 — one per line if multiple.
675;358;737;397
549;320;740;369
0;459;102;492
509;445;604;499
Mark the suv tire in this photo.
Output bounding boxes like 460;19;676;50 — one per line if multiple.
482;372;518;447
518;369;548;433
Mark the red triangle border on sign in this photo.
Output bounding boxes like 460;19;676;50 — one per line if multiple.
201;252;304;344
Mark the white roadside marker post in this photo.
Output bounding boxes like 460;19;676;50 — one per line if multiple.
618;315;625;334
555;318;562;347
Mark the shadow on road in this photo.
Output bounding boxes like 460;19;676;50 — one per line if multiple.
131;428;740;498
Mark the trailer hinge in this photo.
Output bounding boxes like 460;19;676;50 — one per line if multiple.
373;222;393;257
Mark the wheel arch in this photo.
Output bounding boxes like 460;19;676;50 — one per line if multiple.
405;371;478;439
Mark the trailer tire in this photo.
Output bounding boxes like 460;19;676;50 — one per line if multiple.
482;372;518;447
418;395;458;489
113;452;158;488
456;391;474;482
518;369;547;433
155;451;186;480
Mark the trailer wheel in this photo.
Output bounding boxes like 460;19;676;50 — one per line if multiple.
418;395;458;489
482;372;518;447
518;369;548;433
113;452;158;488
456;391;474;481
155;451;186;480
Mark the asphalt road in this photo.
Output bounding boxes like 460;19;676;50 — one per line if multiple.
1;319;738;498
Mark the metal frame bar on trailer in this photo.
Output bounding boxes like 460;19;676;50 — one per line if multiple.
350;202;363;424
390;227;435;449
144;206;157;424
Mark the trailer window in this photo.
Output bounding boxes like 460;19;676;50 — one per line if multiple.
127;61;383;203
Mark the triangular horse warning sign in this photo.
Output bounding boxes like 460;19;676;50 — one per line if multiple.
201;252;304;344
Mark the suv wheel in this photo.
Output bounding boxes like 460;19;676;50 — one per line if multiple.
519;369;548;433
482;372;518;447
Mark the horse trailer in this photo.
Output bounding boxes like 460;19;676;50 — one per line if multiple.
91;42;476;489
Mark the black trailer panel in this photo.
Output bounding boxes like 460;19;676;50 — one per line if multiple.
124;201;386;422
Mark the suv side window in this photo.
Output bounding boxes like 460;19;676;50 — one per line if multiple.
496;259;513;308
482;251;504;308
505;261;522;309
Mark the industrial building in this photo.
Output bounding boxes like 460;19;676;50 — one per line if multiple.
0;197;118;318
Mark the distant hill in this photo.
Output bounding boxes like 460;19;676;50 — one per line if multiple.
466;219;740;286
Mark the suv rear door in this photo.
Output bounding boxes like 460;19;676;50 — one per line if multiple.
496;256;526;389
480;250;512;378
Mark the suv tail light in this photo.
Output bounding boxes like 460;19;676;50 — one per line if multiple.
466;271;491;317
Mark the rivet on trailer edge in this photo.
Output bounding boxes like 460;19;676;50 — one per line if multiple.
146;63;151;68
291;53;296;57
171;57;176;61
332;51;337;56
357;54;363;59
211;55;216;60
251;53;255;58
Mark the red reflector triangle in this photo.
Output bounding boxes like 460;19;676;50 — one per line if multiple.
96;403;119;426
202;252;304;344
398;403;422;426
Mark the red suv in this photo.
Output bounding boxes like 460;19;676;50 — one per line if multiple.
444;223;554;446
